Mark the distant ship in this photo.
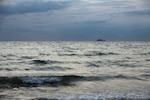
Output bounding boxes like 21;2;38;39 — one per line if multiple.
97;39;105;41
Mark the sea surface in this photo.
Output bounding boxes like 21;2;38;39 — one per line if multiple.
0;41;150;100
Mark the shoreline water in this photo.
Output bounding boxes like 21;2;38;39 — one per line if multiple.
0;41;150;99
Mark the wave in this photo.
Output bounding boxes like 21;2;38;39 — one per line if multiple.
34;66;72;71
32;60;48;64
145;59;150;61
39;53;51;56
110;60;138;67
32;98;58;100
57;51;118;57
0;68;17;71
58;53;77;56
0;75;82;88
84;51;118;56
32;60;62;65
139;52;150;55
21;56;36;59
87;62;100;67
31;97;150;100
86;60;138;68
140;74;150;79
3;54;16;57
0;75;146;88
79;75;146;82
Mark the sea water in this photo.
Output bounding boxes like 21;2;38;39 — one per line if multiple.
0;41;150;100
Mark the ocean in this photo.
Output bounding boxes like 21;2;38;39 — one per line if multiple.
0;41;150;100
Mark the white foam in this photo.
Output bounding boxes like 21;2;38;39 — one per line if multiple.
22;77;62;84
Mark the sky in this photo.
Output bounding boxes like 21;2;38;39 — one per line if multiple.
0;0;150;41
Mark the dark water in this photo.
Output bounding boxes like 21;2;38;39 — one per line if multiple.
0;41;150;100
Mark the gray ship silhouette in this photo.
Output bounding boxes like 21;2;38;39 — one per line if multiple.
97;39;105;41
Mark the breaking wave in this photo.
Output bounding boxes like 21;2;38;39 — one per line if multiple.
0;74;145;88
0;75;82;88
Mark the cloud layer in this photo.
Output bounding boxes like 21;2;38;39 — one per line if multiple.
0;0;150;41
0;0;71;15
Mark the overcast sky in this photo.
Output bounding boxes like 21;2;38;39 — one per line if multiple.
0;0;150;41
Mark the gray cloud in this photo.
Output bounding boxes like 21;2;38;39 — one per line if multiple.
124;10;150;16
82;20;109;25
0;0;150;41
0;0;71;16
